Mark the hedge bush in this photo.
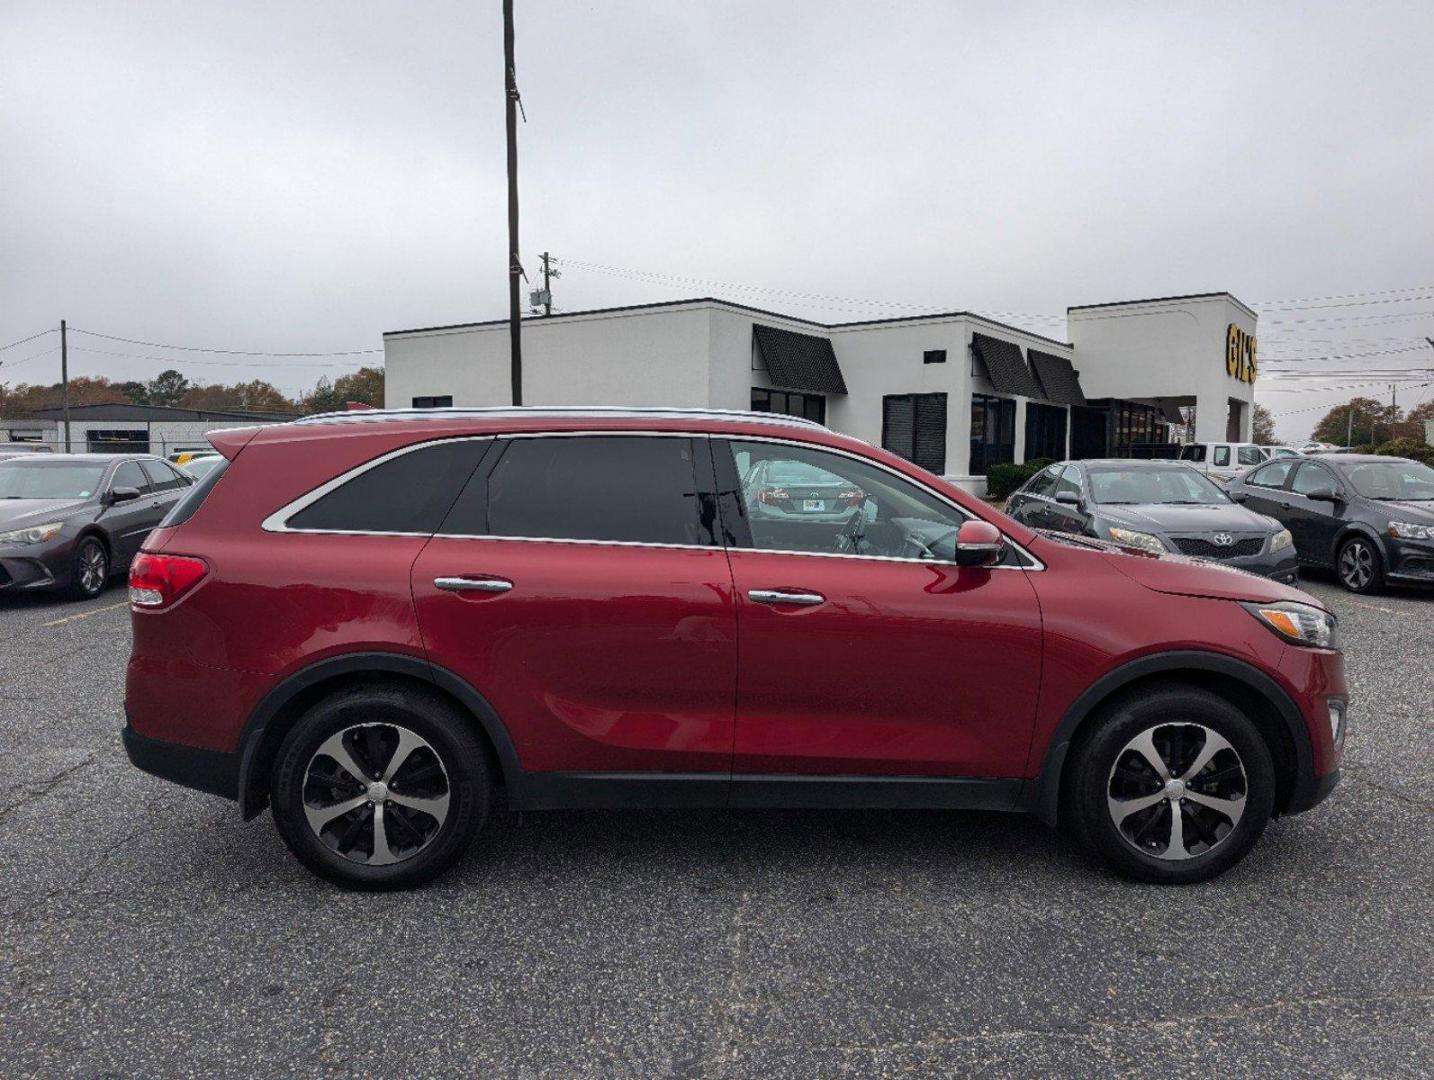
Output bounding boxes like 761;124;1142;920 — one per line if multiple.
1372;437;1434;465
985;458;1055;500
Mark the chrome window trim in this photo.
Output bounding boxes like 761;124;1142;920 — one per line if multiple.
262;428;1044;570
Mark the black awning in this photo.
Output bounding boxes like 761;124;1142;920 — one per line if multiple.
752;325;847;395
1028;349;1087;406
970;333;1042;398
1160;401;1186;425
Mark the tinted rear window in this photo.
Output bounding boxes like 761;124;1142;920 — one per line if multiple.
443;435;712;546
286;439;492;534
160;457;230;528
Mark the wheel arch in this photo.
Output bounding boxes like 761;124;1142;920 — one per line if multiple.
235;652;523;820
1329;521;1387;569
1025;650;1313;827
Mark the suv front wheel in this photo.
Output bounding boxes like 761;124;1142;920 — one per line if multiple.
1066;685;1276;884
271;682;491;890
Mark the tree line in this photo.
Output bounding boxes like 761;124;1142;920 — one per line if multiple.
0;366;384;417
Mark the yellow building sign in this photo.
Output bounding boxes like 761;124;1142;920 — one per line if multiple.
1226;323;1257;384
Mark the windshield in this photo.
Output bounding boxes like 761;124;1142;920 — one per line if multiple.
1088;467;1230;505
1343;460;1434;500
0;462;108;500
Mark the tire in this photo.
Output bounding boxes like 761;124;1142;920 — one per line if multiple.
270;682;491;890
1336;535;1384;594
1066;684;1275;885
69;536;110;600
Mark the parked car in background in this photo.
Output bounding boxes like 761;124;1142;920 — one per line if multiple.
1228;453;1434;593
1005;460;1298;582
178;453;225;480
124;408;1343;891
1179;441;1274;482
0;453;193;599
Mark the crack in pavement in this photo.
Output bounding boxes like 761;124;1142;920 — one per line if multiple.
833;990;1434;1056
1342;767;1434;813
0;753;97;824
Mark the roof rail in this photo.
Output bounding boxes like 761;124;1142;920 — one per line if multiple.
290;405;827;429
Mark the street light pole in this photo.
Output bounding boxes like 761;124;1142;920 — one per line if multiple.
60;319;71;453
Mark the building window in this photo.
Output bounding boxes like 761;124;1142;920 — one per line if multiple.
751;387;825;424
969;395;1015;475
86;429;149;453
412;395;453;409
881;393;948;474
923;349;947;365
1024;402;1068;462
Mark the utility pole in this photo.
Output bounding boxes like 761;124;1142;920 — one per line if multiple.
533;251;559;316
1346;403;1353;447
60;319;71;453
503;0;523;405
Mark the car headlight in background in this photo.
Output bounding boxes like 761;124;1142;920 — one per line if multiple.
1388;521;1434;540
0;521;64;545
1270;528;1294;552
1107;527;1167;554
1242;600;1340;649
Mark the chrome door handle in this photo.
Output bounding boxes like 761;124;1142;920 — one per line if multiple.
434;576;513;593
748;589;825;606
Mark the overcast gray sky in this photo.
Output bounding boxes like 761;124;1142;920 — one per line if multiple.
3;0;1432;438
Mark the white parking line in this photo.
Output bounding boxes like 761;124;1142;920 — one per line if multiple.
43;600;130;628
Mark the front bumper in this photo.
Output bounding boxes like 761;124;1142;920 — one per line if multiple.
0;538;76;592
123;719;239;801
1386;537;1434;586
1288;766;1340;814
1177;547;1300;583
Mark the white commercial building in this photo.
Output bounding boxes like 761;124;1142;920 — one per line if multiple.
1;403;298;457
383;292;1258;494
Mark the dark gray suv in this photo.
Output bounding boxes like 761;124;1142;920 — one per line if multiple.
1005;459;1299;582
0;454;192;599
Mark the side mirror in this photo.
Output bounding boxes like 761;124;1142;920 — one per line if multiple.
953;520;1003;567
107;486;141;505
1305;485;1338;502
1054;490;1081;507
1230;491;1248;503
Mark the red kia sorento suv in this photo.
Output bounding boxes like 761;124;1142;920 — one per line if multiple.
123;408;1345;889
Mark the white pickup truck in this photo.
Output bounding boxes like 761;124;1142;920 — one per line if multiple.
1179;442;1301;483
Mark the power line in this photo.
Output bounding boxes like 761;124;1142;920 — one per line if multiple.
68;327;382;357
0;328;57;353
1262;308;1434;327
1252;283;1434;307
66;346;368;370
0;345;60;370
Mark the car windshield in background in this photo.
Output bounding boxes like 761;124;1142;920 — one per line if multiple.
1343;460;1434;500
183;456;225;480
0;462;108;499
1088;467;1229;505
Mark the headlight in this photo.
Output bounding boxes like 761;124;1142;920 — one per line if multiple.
1108;527;1167;554
1388;521;1434;540
1242;600;1340;649
1269;528;1294;552
0;521;64;545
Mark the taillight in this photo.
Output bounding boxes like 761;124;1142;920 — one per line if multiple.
758;487;789;505
129;552;209;609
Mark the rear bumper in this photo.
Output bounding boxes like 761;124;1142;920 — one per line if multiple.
123;718;239;801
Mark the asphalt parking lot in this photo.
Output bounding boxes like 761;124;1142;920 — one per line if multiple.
0;576;1430;1079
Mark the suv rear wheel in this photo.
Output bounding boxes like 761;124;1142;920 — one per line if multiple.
271;683;491;890
1066;685;1275;884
